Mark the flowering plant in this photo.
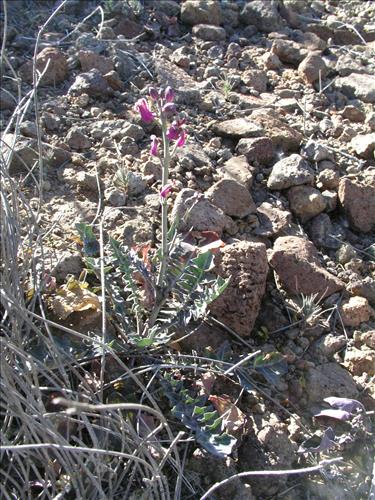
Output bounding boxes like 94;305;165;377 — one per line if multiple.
76;87;228;348
135;87;187;288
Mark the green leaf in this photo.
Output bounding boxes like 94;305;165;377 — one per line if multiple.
76;223;100;257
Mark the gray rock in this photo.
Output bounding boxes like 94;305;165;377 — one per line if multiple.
171;188;231;235
127;171;146;196
205;179;256;218
271;39;306;66
20;121;38;138
288;185;327;223
210;241;269;337
335;73;375;104
242;69;268;93
350;133;375;159
69;69;110;97
302;140;334;162
240;0;283;33
66;128;91;150
0;89;16;110
51;253;83;282
267;154;314;190
305;363;358;404
211;118;263;138
192;24;226;41
122;122;145;142
2;133;38;176
44;144;72;168
105;188;127;207
307;213;342;250
181;0;221;25
217;155;254;188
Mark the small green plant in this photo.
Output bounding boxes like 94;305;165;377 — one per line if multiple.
77;87;229;349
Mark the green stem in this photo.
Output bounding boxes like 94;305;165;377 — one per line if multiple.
157;114;170;288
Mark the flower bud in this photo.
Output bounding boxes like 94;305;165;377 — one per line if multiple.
162;102;176;116
149;87;159;101
164;86;175;103
150;135;159;156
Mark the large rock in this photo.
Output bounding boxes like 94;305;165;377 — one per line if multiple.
250;112;303;151
271;39;306;66
255;202;292;238
236;137;274;165
2;134;38;175
211;118;263;138
338;175;375;233
78;50;114;74
181;0;222;26
171;188;231;235
340;297;373;327
335;73;375;103
347;277;375;306
242;69;268;93
154;58;201;104
217;155;254;188
205;179;256;218
298;52;327;84
267;154;314;190
19;47;68;86
344;348;375;376
240;0;283;33
268;236;344;297
305;363;358;404
210;241;268;337
69;69;110;97
350;133;375;159
288;185;327;223
192;24;226;41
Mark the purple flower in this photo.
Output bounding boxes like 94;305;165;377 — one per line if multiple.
176;130;187;147
149;87;159;101
164;86;175;103
166;124;180;141
150;135;159;156
160;184;173;198
135;98;155;123
162;102;176;116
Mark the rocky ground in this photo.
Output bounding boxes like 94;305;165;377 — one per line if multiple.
1;0;375;498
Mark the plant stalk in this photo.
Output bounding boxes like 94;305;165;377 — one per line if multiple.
157;114;170;288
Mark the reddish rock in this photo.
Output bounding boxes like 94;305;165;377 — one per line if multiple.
338;175;375;233
206;179;256;218
210;241;268;337
268;236;344;297
350;133;375;159
114;19;143;37
250;112;303;151
19;47;68;86
217;156;254;188
171;188;231;235
340;296;373;327
255;202;292;238
78;50;114;74
236;137;274;165
344;348;375;376
298;52;327;84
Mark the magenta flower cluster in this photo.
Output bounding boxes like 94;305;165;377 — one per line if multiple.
134;86;187;157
